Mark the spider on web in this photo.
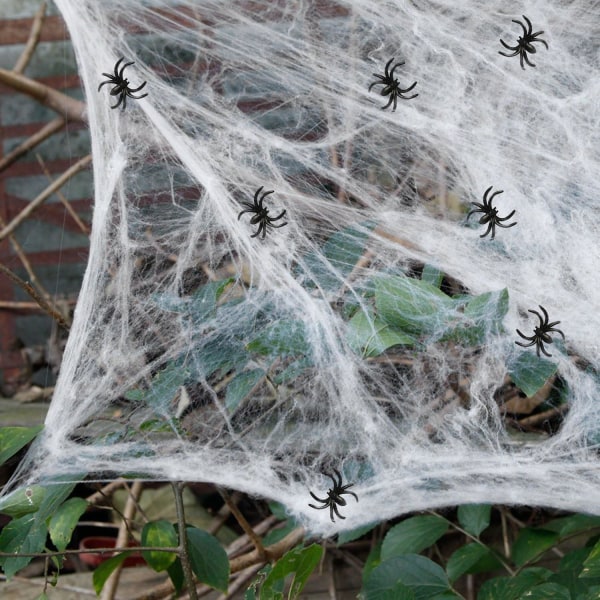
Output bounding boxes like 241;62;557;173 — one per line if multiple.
499;15;548;69
515;305;565;357
466;186;516;239
368;57;418;111
98;57;148;109
308;469;358;522
237;186;287;239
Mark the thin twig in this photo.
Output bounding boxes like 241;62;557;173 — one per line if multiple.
36;152;91;234
0;68;86;121
173;482;199;600
100;480;144;600
0;153;92;241
215;563;263;600
218;487;267;560
0;262;70;331
0;117;65;174
85;479;130;506
13;1;47;74
0;211;53;302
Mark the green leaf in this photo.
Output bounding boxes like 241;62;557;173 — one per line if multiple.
512;528;560;567
375;275;456;337
421;264;443;288
190;278;235;323
302;223;374;291
347;308;415;357
186;526;229;593
381;515;449;559
508;352;558;397
457;504;492;537
247;320;310;357
337;522;378;546
225;369;265;412
0;477;78;579
92;552;131;594
581;538;600;578
0;425;43;466
446;543;501;582
519;582;571;599
48;497;87;552
456;289;509;344
478;568;553;600
167;557;185;594
364;554;451;600
544;514;600;538
0;485;45;518
34;593;48;600
141;520;178;572
263;544;323;599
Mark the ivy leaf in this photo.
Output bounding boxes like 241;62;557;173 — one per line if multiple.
381;515;448;559
363;554;451;600
457;504;492;537
247;320;310;357
186;527;229;593
375;275;456;337
347;308;415;357
519;582;571;599
512;529;560;567
262;544;323;599
225;369;265;412
446;543;501;582
48;497;87;552
0;425;43;466
508;352;558;397
478;567;553;600
92;552;131;594
141;520;178;572
581;537;600;578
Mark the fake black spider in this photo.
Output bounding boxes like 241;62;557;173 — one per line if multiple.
499;15;548;70
466;186;516;239
369;57;418;111
515;305;565;358
237;186;287;239
308;468;358;523
98;57;148;110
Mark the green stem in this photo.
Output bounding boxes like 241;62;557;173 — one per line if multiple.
172;481;198;600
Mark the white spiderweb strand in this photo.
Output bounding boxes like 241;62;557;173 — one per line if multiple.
9;0;600;534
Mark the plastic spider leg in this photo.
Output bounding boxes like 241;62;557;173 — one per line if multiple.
537;341;553;358
308;502;329;510
547;325;565;340
332;503;346;521
269;210;287;223
388;60;405;78
522;52;536;68
368;78;385;92
381;94;395;111
113;57;125;76
485;187;503;204
128;81;147;93
98;77;115;91
118;60;135;80
496;209;516;221
383;57;395;78
499;39;520;54
532;36;549;49
110;93;125;110
401;81;418;94
480;221;494;238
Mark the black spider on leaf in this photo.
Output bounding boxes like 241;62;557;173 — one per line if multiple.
237;186;287;239
515;305;565;357
466;186;516;239
98;57;148;109
369;57;418;111
308;469;358;523
499;15;548;69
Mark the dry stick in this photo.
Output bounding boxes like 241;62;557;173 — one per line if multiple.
0;117;65;174
217;487;267;560
0;68;86;121
0;153;92;241
13;1;47;74
100;480;144;600
0;262;70;331
86;478;130;506
215;563;263;600
173;482;199;600
0;212;54;304
36;153;91;234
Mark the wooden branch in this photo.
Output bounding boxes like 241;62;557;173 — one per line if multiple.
173;482;199;600
218;487;267;560
0;68;86;122
101;480;144;600
13;1;47;74
0;262;70;331
0;117;65;174
0;153;92;241
36;153;90;234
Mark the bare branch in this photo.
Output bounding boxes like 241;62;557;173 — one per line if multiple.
0;153;92;241
13;1;47;74
0;68;86;122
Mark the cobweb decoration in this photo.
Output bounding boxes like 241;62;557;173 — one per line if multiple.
7;0;600;534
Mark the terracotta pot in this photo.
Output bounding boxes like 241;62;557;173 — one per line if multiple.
79;536;145;568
